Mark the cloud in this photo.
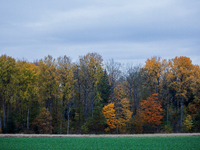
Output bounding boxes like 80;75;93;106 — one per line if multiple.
0;0;200;66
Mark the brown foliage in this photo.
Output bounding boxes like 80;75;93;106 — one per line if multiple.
32;107;53;134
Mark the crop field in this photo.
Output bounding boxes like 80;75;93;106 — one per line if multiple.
0;135;200;150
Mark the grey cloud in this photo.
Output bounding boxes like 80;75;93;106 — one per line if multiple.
0;0;200;65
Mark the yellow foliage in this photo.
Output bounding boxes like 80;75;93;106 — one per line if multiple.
118;98;132;133
183;114;193;132
105;127;110;132
144;57;162;93
145;57;162;79
102;103;117;132
169;56;194;99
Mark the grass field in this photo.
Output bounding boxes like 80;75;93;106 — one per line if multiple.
0;136;200;150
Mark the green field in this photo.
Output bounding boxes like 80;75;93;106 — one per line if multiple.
0;136;200;150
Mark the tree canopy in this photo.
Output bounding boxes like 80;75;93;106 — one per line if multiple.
0;54;200;134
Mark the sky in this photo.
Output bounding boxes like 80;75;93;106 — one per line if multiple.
0;0;200;66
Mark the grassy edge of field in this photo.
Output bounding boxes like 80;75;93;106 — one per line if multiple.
0;133;200;137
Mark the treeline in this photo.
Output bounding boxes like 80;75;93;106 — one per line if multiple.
0;53;200;134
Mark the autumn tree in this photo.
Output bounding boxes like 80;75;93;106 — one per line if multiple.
191;65;200;110
1;53;200;134
16;61;39;133
32;107;53;133
182;114;193;132
113;81;132;133
140;93;164;130
57;55;74;134
0;55;16;131
79;53;104;121
38;55;60;133
117;98;132;133
144;57;162;94
169;56;194;129
102;103;117;133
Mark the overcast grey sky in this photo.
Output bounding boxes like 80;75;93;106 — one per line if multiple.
0;0;200;65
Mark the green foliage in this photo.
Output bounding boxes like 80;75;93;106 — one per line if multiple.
83;100;107;133
97;70;111;105
81;123;89;133
161;124;173;133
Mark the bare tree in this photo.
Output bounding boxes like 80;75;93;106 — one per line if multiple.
124;64;141;116
105;59;121;103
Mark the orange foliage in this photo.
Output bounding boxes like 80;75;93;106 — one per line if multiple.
140;93;164;126
102;103;117;132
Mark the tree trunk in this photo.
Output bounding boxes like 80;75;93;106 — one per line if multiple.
129;87;133;117
116;119;118;134
67;109;70;134
27;108;29;134
60;113;62;134
49;99;52;134
7;103;9;124
79;84;81;131
134;88;138;116
21;110;24;132
62;97;65;133
3;98;5;128
0;113;2;130
91;83;95;117
84;86;88;121
180;97;184;131
62;109;65;132
111;81;114;103
167;100;169;125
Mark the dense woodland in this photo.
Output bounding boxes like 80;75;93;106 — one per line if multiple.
0;53;200;134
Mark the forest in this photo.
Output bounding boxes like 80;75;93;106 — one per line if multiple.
0;53;200;134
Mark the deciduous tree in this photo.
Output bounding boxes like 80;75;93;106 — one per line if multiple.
169;56;194;129
106;59;121;103
140;93;164;128
0;55;16;130
57;55;74;134
102;103;117;132
32;107;53;133
38;55;60;133
16;61;39;133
